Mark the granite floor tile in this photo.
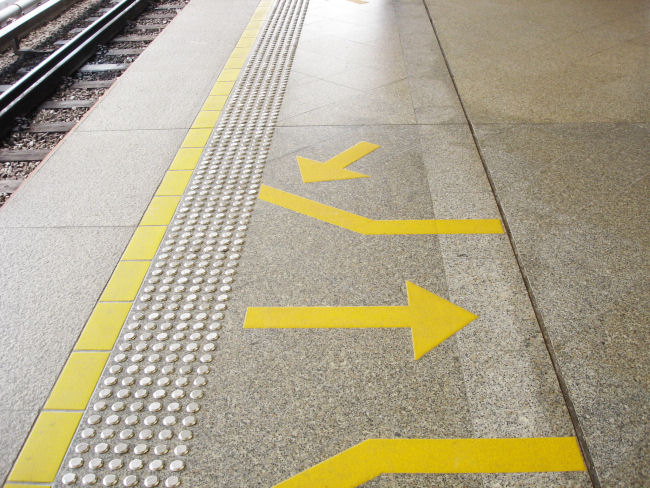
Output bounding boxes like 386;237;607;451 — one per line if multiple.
473;121;649;485
0;226;133;411
278;79;417;126
0;409;37;484
0;129;185;228
425;0;650;123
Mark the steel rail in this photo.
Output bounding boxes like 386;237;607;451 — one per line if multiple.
0;0;147;138
0;0;79;51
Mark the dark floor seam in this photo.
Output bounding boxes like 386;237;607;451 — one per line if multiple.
419;0;601;486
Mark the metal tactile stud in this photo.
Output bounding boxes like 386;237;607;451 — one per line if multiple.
144;476;160;488
154;444;169;455
174;445;189;456
103;474;117;486
123;474;138;487
164;476;180;488
62;473;77;485
83;473;98;485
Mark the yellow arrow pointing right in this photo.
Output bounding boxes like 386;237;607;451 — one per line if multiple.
244;281;477;360
297;141;380;183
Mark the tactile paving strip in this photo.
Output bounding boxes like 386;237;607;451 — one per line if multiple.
54;0;308;485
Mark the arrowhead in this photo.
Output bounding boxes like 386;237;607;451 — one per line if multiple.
297;156;369;183
406;281;478;360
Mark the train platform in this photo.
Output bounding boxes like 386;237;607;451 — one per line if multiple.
1;0;647;486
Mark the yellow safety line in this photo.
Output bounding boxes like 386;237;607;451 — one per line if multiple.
6;0;274;484
275;437;586;488
259;184;504;234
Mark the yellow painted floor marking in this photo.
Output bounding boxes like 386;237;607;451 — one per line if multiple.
181;128;212;148
245;281;476;360
210;81;236;96
298;141;380;183
45;352;109;410
169;148;202;170
231;47;251;58
156;170;193;196
218;69;241;82
122;225;166;260
75;302;132;350
348;0;368;4
201;95;228;111
193;110;222;129
8;411;82;483
242;28;259;37
259;185;504;234
225;57;247;69
276;437;585;487
140;196;181;225
247;20;266;30
100;260;150;302
236;37;256;48
4;484;50;487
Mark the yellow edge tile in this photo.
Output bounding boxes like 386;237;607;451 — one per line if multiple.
45;352;110;410
122;226;167;260
241;29;259;38
182;128;212;148
217;69;241;82
169;148;203;170
4;484;50;487
140;196;181;225
236;38;255;48
201;95;227;111
8;411;82;483
100;260;150;302
75;302;132;350
225;57;246;70
193;111;221;129
247;20;265;29
156;171;193;196
231;47;251;58
210;81;235;96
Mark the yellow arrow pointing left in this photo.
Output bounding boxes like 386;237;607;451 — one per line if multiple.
297;141;380;183
244;281;477;360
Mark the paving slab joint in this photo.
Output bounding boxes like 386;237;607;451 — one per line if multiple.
418;0;601;486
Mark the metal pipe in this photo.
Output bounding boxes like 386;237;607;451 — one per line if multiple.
0;0;78;51
0;0;42;25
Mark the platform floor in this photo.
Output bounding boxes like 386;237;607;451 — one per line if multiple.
1;0;648;486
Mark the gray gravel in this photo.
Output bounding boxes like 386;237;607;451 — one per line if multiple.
31;107;89;124
1;131;64;150
1;160;39;179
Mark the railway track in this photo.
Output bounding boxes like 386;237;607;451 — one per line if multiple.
0;0;189;207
